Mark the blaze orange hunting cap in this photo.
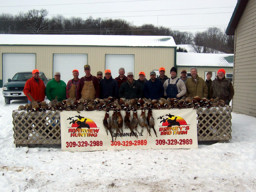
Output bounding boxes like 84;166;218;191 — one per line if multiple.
159;67;165;72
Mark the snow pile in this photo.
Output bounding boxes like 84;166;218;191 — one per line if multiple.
0;89;255;191
177;44;197;53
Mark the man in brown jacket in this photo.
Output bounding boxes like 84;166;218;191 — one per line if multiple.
186;68;208;98
77;65;100;100
212;69;234;105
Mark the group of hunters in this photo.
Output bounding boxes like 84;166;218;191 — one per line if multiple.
23;64;234;106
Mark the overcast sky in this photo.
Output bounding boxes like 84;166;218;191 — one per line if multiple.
0;0;237;33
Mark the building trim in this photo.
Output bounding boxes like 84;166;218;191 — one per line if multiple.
226;0;249;35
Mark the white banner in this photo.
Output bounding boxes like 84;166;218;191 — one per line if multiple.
60;108;198;151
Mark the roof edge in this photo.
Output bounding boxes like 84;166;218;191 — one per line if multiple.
226;0;249;35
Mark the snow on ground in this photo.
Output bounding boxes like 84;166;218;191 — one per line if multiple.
0;89;255;192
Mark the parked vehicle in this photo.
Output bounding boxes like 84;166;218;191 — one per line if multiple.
2;72;48;104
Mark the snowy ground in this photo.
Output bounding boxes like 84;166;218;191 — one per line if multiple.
0;89;255;192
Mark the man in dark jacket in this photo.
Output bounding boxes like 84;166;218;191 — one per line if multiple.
119;72;143;99
157;67;168;84
205;71;213;99
144;71;164;100
100;69;118;99
212;69;234;105
96;71;103;83
137;71;147;97
115;67;128;88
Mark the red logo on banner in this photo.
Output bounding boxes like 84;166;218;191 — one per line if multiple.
67;115;99;137
158;114;190;135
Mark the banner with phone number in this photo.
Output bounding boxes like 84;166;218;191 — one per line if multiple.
60;108;198;151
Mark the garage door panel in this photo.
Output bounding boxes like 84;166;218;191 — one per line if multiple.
53;54;88;84
3;53;36;84
106;54;135;78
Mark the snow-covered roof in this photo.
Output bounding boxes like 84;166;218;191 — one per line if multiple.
177;44;225;54
0;34;176;47
177;52;234;67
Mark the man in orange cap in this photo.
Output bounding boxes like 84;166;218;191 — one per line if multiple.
23;69;46;103
100;69;118;99
157;67;168;84
212;68;234;105
137;71;147;97
66;69;80;99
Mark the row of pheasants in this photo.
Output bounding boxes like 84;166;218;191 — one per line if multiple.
18;96;226;112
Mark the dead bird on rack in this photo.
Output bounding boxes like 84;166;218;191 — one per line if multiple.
103;109;113;141
49;97;58;110
138;108;149;136
112;109;122;139
117;108;123;131
147;109;157;137
124;109;137;137
131;108;139;137
158;98;168;109
40;101;48;111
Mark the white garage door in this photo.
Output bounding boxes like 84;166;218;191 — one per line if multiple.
105;54;135;78
3;53;36;84
53;54;88;84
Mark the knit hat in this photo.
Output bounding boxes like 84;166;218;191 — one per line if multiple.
32;69;39;74
170;67;177;73
217;68;226;75
72;69;79;73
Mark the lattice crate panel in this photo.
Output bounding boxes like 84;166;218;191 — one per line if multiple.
12;110;61;146
197;106;232;142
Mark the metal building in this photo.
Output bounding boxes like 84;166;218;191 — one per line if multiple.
0;34;176;86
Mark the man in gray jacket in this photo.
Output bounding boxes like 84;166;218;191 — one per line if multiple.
163;67;186;99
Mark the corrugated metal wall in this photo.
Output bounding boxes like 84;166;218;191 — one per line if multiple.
233;0;256;117
0;46;175;82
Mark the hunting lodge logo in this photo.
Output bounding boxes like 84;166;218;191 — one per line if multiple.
67;115;99;137
158;113;190;135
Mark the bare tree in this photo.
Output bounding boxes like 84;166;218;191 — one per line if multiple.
24;9;48;33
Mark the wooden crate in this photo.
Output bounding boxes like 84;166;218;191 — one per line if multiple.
12;107;232;147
